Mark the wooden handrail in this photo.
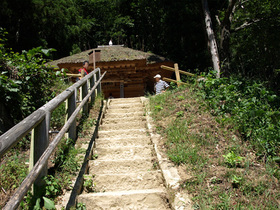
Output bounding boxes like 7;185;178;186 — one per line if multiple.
163;77;187;85
161;65;203;78
0;110;45;158
0;68;100;158
0;69;106;209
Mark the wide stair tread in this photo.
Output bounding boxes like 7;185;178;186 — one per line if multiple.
100;121;146;130
102;116;146;124
89;158;156;174
98;129;148;138
88;171;164;192
94;146;152;161
78;189;170;210
95;137;152;148
105;112;145;118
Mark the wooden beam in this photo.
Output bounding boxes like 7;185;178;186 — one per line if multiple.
0;110;45;158
29;111;50;195
161;65;202;78
0;68;101;158
163;77;187;85
66;73;80;77
65;91;76;140
174;63;181;87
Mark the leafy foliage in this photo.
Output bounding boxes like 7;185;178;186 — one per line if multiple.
199;73;280;158
44;175;63;198
0;30;59;133
0;154;28;191
223;151;244;168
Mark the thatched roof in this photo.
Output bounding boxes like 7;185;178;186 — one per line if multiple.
47;46;168;68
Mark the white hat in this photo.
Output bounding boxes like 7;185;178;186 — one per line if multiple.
154;74;161;78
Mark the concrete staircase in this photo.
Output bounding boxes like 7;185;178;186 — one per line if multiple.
77;97;171;209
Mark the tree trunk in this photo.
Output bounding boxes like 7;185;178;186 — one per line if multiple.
220;0;238;72
202;0;221;78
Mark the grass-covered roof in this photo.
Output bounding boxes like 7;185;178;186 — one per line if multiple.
48;46;168;67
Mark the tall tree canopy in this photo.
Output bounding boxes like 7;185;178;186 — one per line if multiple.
1;0;280;90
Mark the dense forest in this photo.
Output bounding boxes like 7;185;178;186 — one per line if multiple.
1;0;280;87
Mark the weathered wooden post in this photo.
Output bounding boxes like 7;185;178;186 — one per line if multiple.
79;69;85;103
82;80;89;114
29;111;50;194
65;89;76;140
96;69;102;95
174;63;181;87
90;74;96;104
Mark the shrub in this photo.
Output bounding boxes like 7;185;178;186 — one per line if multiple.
199;73;280;158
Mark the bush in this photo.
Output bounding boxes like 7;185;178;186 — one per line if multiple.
198;72;280;157
0;30;59;133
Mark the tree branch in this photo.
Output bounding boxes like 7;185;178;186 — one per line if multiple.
232;19;261;32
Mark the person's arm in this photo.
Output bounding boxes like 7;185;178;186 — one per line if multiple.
164;81;169;91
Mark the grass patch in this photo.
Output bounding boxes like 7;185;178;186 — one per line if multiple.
149;85;280;209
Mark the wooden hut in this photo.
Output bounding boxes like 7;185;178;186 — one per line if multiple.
48;46;174;98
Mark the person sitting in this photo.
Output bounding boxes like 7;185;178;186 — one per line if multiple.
154;74;169;95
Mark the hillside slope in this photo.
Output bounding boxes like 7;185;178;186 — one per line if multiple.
149;86;280;209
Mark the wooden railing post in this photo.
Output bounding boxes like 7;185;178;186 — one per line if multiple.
90;74;96;104
29;111;50;195
65;90;76;140
174;63;181;87
82;81;89;114
96;69;102;95
79;69;85;103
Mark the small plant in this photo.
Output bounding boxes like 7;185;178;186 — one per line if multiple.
33;196;56;210
231;175;243;188
76;202;86;210
83;179;93;191
176;111;184;117
177;95;185;101
44;175;63;198
92;153;98;160
154;105;163;111
223;151;244;168
152;161;159;169
83;175;96;192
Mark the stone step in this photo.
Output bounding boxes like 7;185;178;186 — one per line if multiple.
94;146;153;161
95;137;151;148
102;116;146;124
108;103;143;109
100;122;146;131
78;189;170;210
105;111;145;119
89;159;156;174
89;171;164;192
109;101;142;106
110;97;141;102
98;129;148;138
106;107;144;114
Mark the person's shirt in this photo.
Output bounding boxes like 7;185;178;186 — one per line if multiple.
155;80;169;95
78;68;89;75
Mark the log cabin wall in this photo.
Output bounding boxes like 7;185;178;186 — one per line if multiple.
52;46;174;98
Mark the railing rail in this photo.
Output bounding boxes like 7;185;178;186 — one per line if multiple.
0;68;106;209
161;64;204;86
